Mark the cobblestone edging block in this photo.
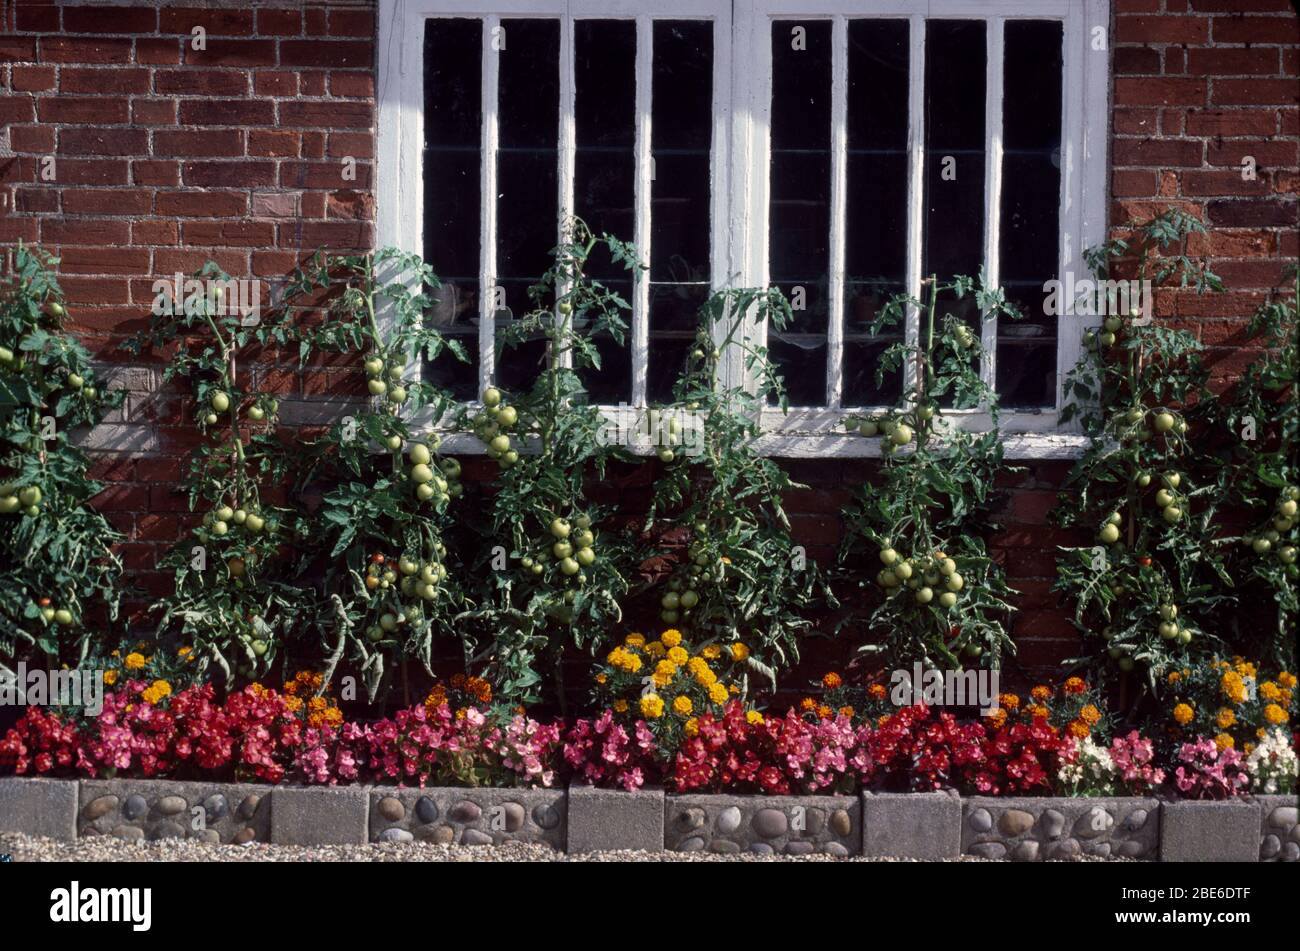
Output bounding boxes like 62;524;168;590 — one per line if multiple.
962;796;1159;861
567;783;663;853
862;791;961;859
1161;799;1262;863
79;779;271;844
0;777;78;841
665;794;859;856
270;786;369;845
1257;795;1299;862
368;786;566;848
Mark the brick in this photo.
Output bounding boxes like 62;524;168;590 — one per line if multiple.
62;188;150;216
279;100;374;129
1207;139;1298;168
10;125;55;153
16;5;60;32
155;69;251;96
1115;16;1210;44
179;98;276;125
1114;77;1207;107
50;159;132;186
59;127;148;157
1206;197;1299;227
57;246;150;275
257;8;303;36
1185;109;1278;136
40;97;130;124
159;8;256;36
156;187;246;215
63;6;158;34
279;40;372;69
11;65;56;92
1114;47;1160;74
183;40;277;68
1212;15;1300;44
0;96;35;124
1112;138;1203;167
181;160;275;188
330;72;375;98
183;221;276;247
41;37;134;64
253;71;298;97
41;218;131;245
59;66;152;95
135;38;182;65
278;160;371;189
249;130;300;158
132;98;178;125
1190;0;1295;11
299;71;327;97
153;129;245;158
132;219;179;246
1181;169;1272;196
133;159;181;186
329;9;376;37
1213;79;1300;106
1187;48;1280;75
1113;108;1158;135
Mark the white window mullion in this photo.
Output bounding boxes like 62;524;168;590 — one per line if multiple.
903;14;925;399
981;17;1004;404
556;15;576;370
479;15;500;396
825;14;848;409
631;16;653;408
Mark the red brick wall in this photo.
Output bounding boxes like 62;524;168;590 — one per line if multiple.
1;0;1297;680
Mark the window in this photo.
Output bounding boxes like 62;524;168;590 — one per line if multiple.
376;0;1108;457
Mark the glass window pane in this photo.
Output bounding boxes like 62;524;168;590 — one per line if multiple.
769;19;832;407
423;17;483;400
650;19;713;404
844;18;909;407
494;18;560;392
997;19;1062;409
575;19;637;405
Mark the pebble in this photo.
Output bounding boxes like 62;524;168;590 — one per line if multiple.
416;824;455;845
1039;809;1065;839
1124;809;1148;831
716;806;742;834
752;808;788;838
824;842;849;858
969;842;1006;860
415;797;439;824
192;829;220;844
749;843;774;855
784;841;814;856
233;828;257;845
1010;840;1039;862
1048;838;1080;860
1269;806;1297;829
84;796;119;821
381;828;414;843
805;808;826;835
377;797;406;822
1283;842;1300;862
238;795;261;820
461;829;493;846
151;821;187;840
998;809;1035;837
1117;839;1147;858
501;802;526;833
967;808;993;833
111;825;144;842
1074;807;1113;838
157;796;188;816
122;795;148;821
709;839;740;854
533;804;561;830
677;836;706;852
829;809;852;837
203;794;228;821
1261;834;1281;859
450;801;482;822
677;808;706;831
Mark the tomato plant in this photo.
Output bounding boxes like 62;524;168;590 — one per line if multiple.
127;262;313;686
454;219;639;707
1053;209;1232;690
282;249;469;704
838;273;1021;669
641;286;832;689
0;245;126;676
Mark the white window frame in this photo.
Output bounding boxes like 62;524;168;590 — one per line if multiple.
377;0;1109;459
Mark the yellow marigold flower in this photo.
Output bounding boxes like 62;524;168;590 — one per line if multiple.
455;707;467;720
1264;703;1289;725
702;644;722;660
868;683;887;699
607;647;626;666
672;695;693;716
1215;707;1236;730
729;642;749;662
1278;671;1296;689
839;705;855;719
685;717;699;738
687;657;709;676
999;693;1021;712
1257;727;1267;739
1259;681;1281;702
124;652;146;671
640;693;665;719
103;670;118;686
1236;660;1257;679
595;673;608;685
694;667;717;688
1214;733;1235;751
655;658;677;676
1173;702;1195;726
661;629;683;648
728;684;739;695
1243;742;1256;755
613;699;629;713
986;709;1008;729
1167;671;1181;684
624;654;642;673
1067;720;1090;739
668;646;689;665
1030;685;1051;702
708;683;728;705
817;704;833;720
1220;671;1246;704
284;695;303;713
1281;689;1293;707
822;672;843;690
111;650;120;658
746;710;764;725
652;671;673;688
177;646;192;659
625;632;646;648
308;696;326;712
800;696;817;712
645;641;666;658
1080;704;1102;726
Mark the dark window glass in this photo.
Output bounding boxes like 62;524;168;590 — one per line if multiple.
769;20;832;407
998;20;1062;409
575;19;637;405
423;17;482;399
494;19;560;392
844;18;909;406
649;19;713;403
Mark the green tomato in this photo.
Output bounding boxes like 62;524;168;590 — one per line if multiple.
915;587;934;605
409;443;432;466
368;378;388;396
576;547;595;567
18;486;42;507
411;463;434;484
364;356;385;377
550;518;571;539
483;387;502;408
210;391;230;413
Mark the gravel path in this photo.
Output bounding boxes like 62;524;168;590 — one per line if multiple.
2;832;1125;862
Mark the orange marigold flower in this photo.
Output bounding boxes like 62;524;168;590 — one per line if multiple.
839;706;855;719
1067;720;1090;739
1278;671;1296;689
986;709;1008;729
1080;704;1102;726
822;672;843;690
1030;685;1051;702
800;697;817;712
1063;676;1087;695
1213;733;1234;751
999;693;1021;711
817;705;833;720
1173;702;1194;726
868;683;887;699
